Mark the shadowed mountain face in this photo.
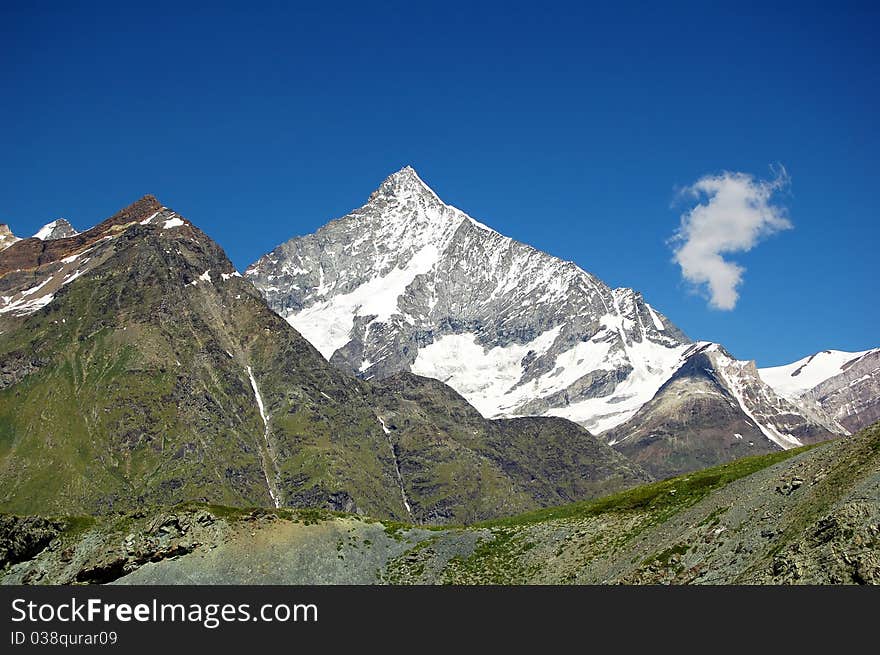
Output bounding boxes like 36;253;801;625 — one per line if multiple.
371;372;649;523
0;197;646;524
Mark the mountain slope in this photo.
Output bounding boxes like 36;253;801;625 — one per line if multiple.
371;372;648;523
7;421;877;585
760;349;880;432
0;196;644;523
605;343;841;478
0;196;403;518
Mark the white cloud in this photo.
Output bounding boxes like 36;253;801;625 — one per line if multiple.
671;168;792;310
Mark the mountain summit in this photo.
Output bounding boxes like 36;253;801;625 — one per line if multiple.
247;167;694;434
32;218;79;240
369;165;443;204
0;224;18;252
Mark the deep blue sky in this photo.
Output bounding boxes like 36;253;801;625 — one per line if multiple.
1;2;877;366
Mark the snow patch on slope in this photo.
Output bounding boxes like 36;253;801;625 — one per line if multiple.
412;327;563;416
140;209;165;225
647;304;665;331
546;333;692;433
288;243;444;359
246;366;282;509
20;278;52;297
247;366;269;426
0;293;54;316
543;304;691;433
412;323;691;433
378;416;412;515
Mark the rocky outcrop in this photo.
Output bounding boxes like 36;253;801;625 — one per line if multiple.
1;508;228;585
0;352;46;390
0;515;63;567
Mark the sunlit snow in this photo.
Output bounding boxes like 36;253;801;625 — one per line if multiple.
758;349;876;399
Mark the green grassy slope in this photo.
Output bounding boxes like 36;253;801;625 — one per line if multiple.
5;422;876;585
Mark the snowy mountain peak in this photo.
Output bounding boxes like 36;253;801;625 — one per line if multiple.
244;166;861;461
369;165;443;206
33;218;78;240
247;168;699;433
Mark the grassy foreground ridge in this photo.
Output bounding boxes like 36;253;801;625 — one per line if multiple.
4;424;878;585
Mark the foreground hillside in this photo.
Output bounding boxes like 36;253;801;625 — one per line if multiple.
4;422;877;585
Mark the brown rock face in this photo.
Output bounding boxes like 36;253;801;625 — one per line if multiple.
0;195;165;277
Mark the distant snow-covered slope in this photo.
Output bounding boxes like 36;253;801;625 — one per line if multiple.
607;342;846;477
760;349;880;432
32;218;78;240
759;349;873;398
